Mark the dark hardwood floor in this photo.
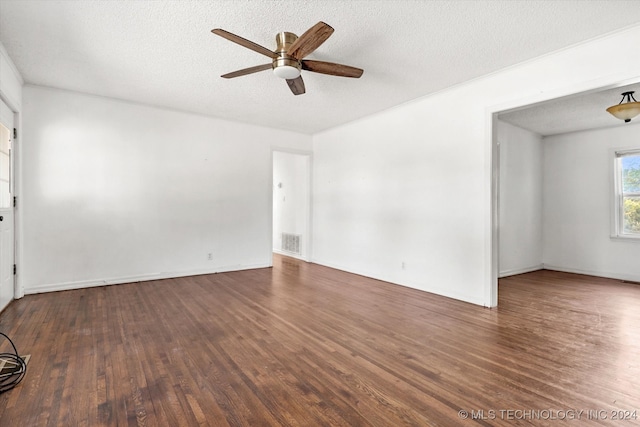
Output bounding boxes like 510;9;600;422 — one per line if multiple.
1;256;639;426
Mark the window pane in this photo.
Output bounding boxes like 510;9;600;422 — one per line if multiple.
0;152;9;179
621;154;640;193
0;125;9;209
0;180;8;208
623;196;640;234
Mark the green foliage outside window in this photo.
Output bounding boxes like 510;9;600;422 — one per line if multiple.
622;156;640;233
623;166;640;192
624;197;640;233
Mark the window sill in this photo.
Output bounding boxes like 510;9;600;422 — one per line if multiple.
610;234;640;243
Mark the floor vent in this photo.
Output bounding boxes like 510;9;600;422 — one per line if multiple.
281;233;301;255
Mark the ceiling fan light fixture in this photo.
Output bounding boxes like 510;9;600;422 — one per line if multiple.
272;31;301;79
273;65;301;80
607;91;640;123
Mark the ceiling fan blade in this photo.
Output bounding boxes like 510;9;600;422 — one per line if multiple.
302;60;363;78
287;22;334;60
211;29;275;58
286;76;306;95
221;63;272;79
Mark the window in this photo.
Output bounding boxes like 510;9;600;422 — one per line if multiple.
0;124;10;209
614;149;640;238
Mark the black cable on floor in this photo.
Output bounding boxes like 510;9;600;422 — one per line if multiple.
0;332;27;394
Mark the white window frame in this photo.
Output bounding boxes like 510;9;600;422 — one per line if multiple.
611;148;640;241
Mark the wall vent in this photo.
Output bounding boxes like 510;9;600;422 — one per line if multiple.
281;233;301;255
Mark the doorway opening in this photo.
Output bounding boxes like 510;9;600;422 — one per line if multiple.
272;150;312;261
490;78;640;307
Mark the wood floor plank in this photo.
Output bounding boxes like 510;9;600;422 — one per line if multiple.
1;256;639;426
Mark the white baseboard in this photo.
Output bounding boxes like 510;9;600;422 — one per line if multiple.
542;264;640;283
310;257;487;307
499;264;544;278
273;249;309;262
24;262;272;295
0;299;10;314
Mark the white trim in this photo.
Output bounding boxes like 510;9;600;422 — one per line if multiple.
610;235;640;243
610;147;620;238
486;114;499;307
0;99;12;127
23;263;272;295
543;264;640;284
611;147;640;240
0;43;23;112
273;249;307;262
0;43;24;85
0;43;22;301
11;111;22;299
499;265;544;278
310;257;486;307
0;99;16;308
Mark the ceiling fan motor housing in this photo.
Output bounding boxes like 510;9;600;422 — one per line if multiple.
273;32;301;79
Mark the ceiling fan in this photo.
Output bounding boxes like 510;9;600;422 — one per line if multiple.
211;22;363;95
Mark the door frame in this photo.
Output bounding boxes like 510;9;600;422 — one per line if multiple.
486;74;640;308
0;96;19;307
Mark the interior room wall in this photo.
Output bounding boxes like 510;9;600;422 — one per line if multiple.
312;25;640;306
543;123;640;282
272;151;310;260
22;85;311;293
497;120;543;277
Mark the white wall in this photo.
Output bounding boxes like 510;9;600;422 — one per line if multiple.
0;42;22;112
543;123;640;282
497;120;543;277
22;85;311;293
272;151;310;260
11;25;640;303
312;25;640;306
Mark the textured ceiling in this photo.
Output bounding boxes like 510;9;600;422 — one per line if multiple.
1;0;640;134
499;82;640;136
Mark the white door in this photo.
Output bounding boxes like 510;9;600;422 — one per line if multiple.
0;99;14;312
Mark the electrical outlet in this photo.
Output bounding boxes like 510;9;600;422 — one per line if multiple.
401;261;406;270
207;253;213;261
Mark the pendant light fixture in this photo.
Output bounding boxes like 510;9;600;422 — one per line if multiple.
606;91;640;123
